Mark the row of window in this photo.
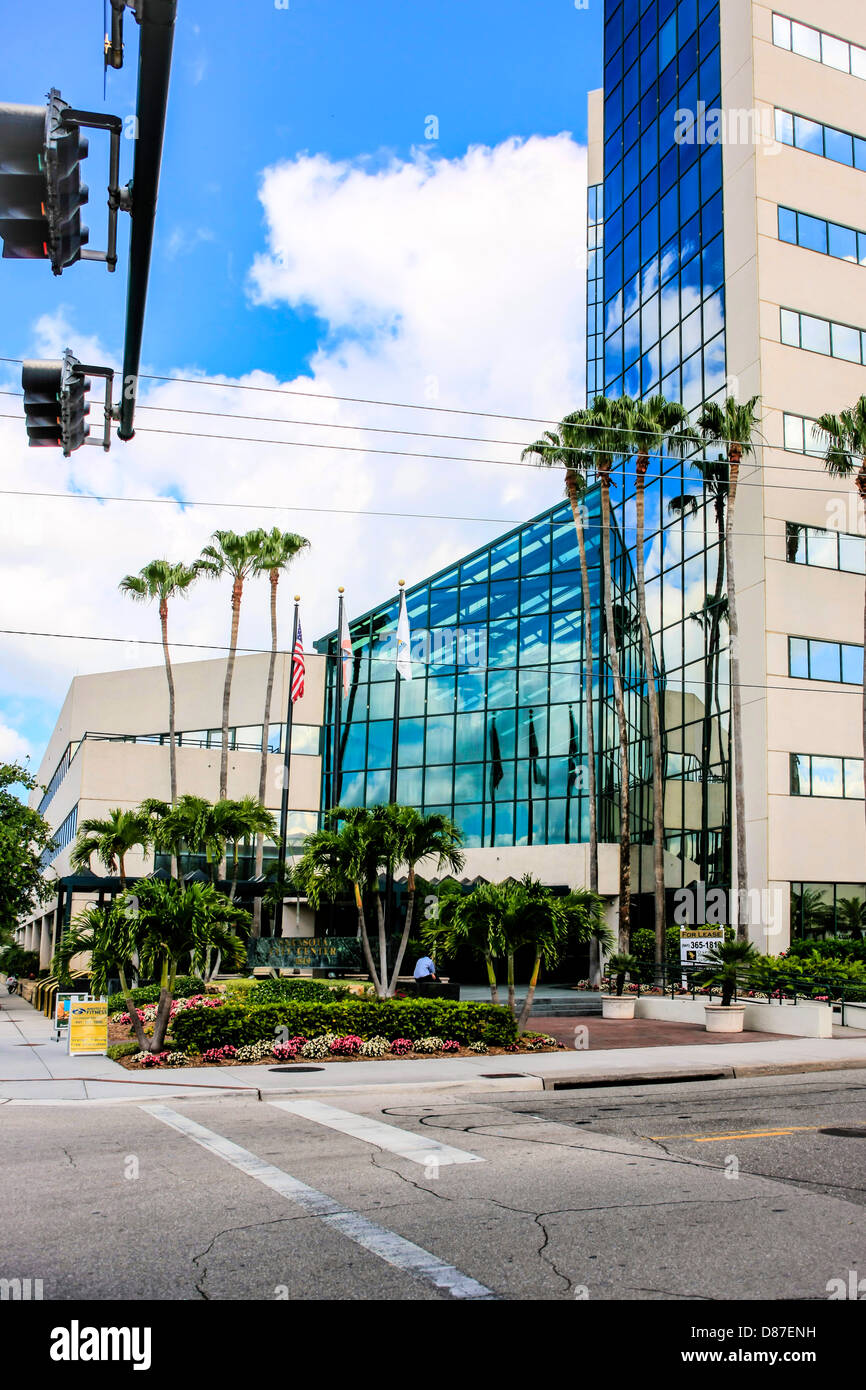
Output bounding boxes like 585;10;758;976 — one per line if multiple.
790;754;864;800
772;13;866;82
778;207;866;267
782;413;826;459
775;108;866;172
780;307;866;367
788;637;863;685
785;523;866;576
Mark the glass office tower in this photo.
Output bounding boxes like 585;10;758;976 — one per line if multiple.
598;0;731;897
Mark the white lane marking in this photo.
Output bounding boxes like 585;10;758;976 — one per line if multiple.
141;1103;495;1301
269;1098;484;1167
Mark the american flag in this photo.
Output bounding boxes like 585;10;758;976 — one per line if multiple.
290;616;305;703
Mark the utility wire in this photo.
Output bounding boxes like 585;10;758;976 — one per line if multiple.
0;484;856;544
0;627;861;695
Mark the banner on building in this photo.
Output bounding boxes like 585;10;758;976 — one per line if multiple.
68;1000;108;1056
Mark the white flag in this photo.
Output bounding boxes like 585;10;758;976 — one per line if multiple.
339;600;352;697
396;587;412;681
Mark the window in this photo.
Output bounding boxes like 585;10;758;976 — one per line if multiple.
780;308;866;366
791;882;866;938
790;753;864;799
775;108;866;170
772;13;866;81
782;414;829;458
788;637;864;684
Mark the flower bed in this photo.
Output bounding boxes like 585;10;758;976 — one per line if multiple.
115;1030;564;1069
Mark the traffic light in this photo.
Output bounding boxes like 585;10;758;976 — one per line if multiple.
0;89;89;273
21;350;90;456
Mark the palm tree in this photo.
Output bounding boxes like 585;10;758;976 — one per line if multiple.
617;394;694;977
386;806;465;994
118;879;247;1051
836;896;866;940
53;902;149;1051
694;396;761;939
143;795;222;882
424;882;506;1005
70;808;153;890
568;396;633;949
510;878;603;1029
196;529;268;799
521;430;600;976
701;937;757;1007
251;527;310;934
212;796;277;900
292;808;396;997
814;397;866;855
119;561;199;809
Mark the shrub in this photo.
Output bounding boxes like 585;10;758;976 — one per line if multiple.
442;1039;460;1053
273;1037;307;1060
786;937;866;965
329;1034;363;1056
202;1045;237;1063
107;1041;140;1061
520;1032;558;1050
391;1038;413;1055
106;976;206;1011
412;1037;443;1053
301;1034;339;1059
236;1040;274;1062
360;1035;390;1057
468;1041;488;1054
170;998;517;1053
0;946;40;976
251;977;351;1006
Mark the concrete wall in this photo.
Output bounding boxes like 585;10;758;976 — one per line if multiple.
634;994;833;1037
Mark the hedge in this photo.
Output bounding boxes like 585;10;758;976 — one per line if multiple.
106;976;206;1011
250;977;351;1005
786;937;866;965
170;999;518;1053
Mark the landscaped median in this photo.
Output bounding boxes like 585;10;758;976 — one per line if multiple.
106;979;565;1069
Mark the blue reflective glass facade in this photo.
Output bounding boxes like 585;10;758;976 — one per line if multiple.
600;0;731;893
319;493;648;850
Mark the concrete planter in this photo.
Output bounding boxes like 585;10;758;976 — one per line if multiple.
602;994;637;1019
704;1004;746;1033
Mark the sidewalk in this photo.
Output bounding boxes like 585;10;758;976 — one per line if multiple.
3;988;866;1104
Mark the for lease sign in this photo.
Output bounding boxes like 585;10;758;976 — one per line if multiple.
680;927;725;966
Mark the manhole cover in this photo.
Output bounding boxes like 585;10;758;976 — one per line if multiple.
268;1065;325;1074
819;1127;866;1138
479;1072;526;1079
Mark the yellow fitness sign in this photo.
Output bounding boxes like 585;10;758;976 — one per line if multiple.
68;1000;109;1056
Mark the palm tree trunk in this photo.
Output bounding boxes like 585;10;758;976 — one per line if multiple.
700;500;726;877
388;868;416;995
634;459;665;977
375;889;389;999
219;579;243;800
118;965;148;1051
484;955;501;1006
507;951;515;1017
354;883;382;995
160;599;179;807
253;570;280;938
600;471;631;949
725;453;748;939
517;953;541;1030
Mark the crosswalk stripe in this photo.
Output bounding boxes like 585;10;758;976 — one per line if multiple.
141;1103;495;1301
268;1098;484;1167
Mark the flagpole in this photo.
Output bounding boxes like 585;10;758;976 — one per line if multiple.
276;597;300;939
332;587;345;810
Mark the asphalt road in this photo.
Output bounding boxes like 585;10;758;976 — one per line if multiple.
2;1070;865;1301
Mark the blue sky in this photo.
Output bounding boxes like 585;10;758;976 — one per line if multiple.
3;0;601;379
0;0;602;781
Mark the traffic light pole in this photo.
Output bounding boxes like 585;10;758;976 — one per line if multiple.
118;0;177;441
59;107;124;271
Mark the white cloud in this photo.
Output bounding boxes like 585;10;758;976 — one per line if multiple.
0;135;588;749
0;720;32;765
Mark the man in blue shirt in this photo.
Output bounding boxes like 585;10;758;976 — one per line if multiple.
413;955;437;989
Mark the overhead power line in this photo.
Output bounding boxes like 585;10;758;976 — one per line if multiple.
0;627;861;695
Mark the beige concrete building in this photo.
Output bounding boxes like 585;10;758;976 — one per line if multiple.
19;652;325;967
